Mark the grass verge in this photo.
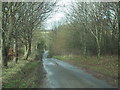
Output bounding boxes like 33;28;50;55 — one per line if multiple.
2;60;41;88
53;55;118;87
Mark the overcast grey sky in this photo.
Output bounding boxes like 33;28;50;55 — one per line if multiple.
44;0;74;30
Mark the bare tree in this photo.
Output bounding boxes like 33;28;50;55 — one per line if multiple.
49;2;119;57
2;2;57;67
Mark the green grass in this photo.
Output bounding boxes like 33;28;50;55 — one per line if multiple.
2;60;40;88
53;55;118;86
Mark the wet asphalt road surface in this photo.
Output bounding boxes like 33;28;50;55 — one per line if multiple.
40;51;114;88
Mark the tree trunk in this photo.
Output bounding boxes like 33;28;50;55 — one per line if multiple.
2;3;8;67
25;42;31;60
84;44;87;56
24;44;28;58
2;17;9;67
96;38;100;57
0;2;2;67
82;22;87;56
118;2;120;59
2;43;9;67
15;38;18;63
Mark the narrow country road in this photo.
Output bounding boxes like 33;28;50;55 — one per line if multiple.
40;51;114;88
